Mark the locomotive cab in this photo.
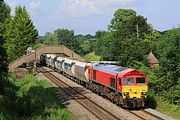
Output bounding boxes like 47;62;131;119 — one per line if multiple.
120;71;148;108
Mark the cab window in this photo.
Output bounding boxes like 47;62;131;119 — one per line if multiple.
124;78;134;85
136;78;146;84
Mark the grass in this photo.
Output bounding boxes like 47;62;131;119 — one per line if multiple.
155;97;180;120
0;74;74;120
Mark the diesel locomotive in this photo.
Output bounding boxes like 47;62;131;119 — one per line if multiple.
40;54;148;108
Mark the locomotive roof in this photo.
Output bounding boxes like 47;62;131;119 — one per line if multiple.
92;63;134;75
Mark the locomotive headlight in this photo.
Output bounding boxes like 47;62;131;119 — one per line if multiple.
141;92;146;95
124;92;129;96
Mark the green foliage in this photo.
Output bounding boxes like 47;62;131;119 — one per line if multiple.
95;9;152;66
75;34;95;55
156;97;180;119
158;28;180;80
0;1;10;23
112;37;149;67
94;31;114;60
84;52;101;61
135;60;180;108
54;29;80;52
108;8;136;31
4;6;38;62
43;32;60;45
32;43;43;50
0;0;10;100
155;28;180;105
80;40;90;55
38;29;82;54
144;30;161;54
0;75;74;120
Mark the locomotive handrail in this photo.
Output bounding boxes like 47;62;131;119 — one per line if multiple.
8;45;85;72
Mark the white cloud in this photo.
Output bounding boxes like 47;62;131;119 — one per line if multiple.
29;0;40;11
58;0;99;16
28;0;40;14
96;0;138;5
70;0;98;12
7;0;40;15
55;0;138;17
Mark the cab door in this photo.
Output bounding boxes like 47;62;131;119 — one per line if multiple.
116;77;122;92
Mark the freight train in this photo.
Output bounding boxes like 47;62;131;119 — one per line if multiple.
40;54;148;108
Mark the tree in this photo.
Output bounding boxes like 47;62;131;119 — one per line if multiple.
108;9;136;31
54;29;80;53
0;0;10;94
43;32;60;45
111;15;151;66
158;28;180;81
80;40;90;55
144;30;161;56
94;31;114;60
5;6;38;62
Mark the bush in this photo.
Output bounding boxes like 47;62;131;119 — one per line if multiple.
0;75;74;120
84;52;101;61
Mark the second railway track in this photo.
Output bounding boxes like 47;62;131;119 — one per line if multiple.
127;109;164;120
38;67;121;120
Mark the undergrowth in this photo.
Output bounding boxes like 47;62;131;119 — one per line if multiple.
0;74;74;120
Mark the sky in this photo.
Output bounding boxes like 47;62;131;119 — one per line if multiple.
5;0;180;36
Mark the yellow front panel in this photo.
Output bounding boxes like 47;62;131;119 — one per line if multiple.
122;85;148;99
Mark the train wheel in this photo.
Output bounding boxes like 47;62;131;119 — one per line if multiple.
100;87;105;96
114;94;120;105
108;92;115;102
103;87;109;98
95;86;100;94
89;83;93;90
141;101;145;108
85;83;89;89
119;96;123;107
93;84;98;92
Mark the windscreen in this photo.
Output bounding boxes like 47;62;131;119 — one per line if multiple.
136;78;146;84
124;78;134;85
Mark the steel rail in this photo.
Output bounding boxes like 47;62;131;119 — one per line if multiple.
141;109;164;120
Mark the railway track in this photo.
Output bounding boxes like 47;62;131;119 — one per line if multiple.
127;109;164;120
38;67;165;120
38;67;121;120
